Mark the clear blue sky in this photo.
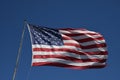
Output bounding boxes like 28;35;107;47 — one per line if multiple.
0;0;120;80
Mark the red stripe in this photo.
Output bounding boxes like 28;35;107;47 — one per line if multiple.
60;28;87;30
33;55;107;63
33;48;108;55
61;33;99;37
76;37;104;43
32;62;106;69
62;34;101;40
64;43;106;49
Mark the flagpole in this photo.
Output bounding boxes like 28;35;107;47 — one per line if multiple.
12;20;27;80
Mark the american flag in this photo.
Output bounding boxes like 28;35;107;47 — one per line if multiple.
27;24;108;69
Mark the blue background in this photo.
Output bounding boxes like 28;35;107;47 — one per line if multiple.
0;0;120;80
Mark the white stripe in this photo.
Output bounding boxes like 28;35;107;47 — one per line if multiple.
63;39;105;46
80;40;106;46
33;51;108;59
62;34;102;40
32;44;107;52
59;30;98;34
32;58;106;66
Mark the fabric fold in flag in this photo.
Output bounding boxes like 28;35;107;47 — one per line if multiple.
27;24;108;69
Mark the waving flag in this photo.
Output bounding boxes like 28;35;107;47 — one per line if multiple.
27;24;108;69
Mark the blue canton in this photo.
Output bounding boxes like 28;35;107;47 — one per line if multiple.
29;24;63;46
